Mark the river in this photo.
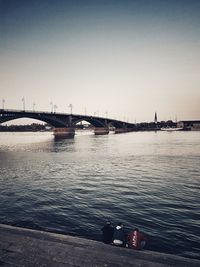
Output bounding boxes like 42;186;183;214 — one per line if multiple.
0;130;199;259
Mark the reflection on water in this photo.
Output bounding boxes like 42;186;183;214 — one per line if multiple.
0;131;200;260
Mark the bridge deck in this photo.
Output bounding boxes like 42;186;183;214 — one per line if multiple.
0;224;199;267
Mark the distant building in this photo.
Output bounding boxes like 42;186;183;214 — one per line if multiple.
177;120;200;130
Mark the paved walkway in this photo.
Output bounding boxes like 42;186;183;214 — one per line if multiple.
0;224;199;267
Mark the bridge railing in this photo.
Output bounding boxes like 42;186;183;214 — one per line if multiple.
0;108;106;119
0;108;73;116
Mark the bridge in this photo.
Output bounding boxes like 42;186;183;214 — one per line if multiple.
0;109;137;137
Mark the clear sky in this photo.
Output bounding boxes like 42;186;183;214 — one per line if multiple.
0;0;200;122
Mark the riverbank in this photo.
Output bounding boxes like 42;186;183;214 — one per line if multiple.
0;224;199;267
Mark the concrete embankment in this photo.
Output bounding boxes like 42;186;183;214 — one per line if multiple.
0;224;199;267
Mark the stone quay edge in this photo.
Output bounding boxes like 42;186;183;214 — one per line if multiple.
0;224;199;267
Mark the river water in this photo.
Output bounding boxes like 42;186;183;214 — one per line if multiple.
0;131;199;259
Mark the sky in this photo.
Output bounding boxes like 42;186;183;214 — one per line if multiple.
0;0;200;123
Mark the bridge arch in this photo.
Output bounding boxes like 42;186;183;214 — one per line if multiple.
0;111;70;127
108;121;125;128
72;117;106;128
0;117;49;126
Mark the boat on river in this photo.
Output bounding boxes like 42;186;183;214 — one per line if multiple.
160;127;183;131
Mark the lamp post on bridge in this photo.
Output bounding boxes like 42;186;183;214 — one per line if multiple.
2;99;5;109
33;103;35;112
50;102;53;113
53;104;57;113
68;104;73;114
22;97;25;111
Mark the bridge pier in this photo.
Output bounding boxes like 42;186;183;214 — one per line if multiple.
114;128;128;134
94;127;109;135
53;127;75;138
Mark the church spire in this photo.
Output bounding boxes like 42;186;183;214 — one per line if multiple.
154;112;157;123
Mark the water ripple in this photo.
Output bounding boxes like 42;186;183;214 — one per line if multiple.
0;131;200;259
